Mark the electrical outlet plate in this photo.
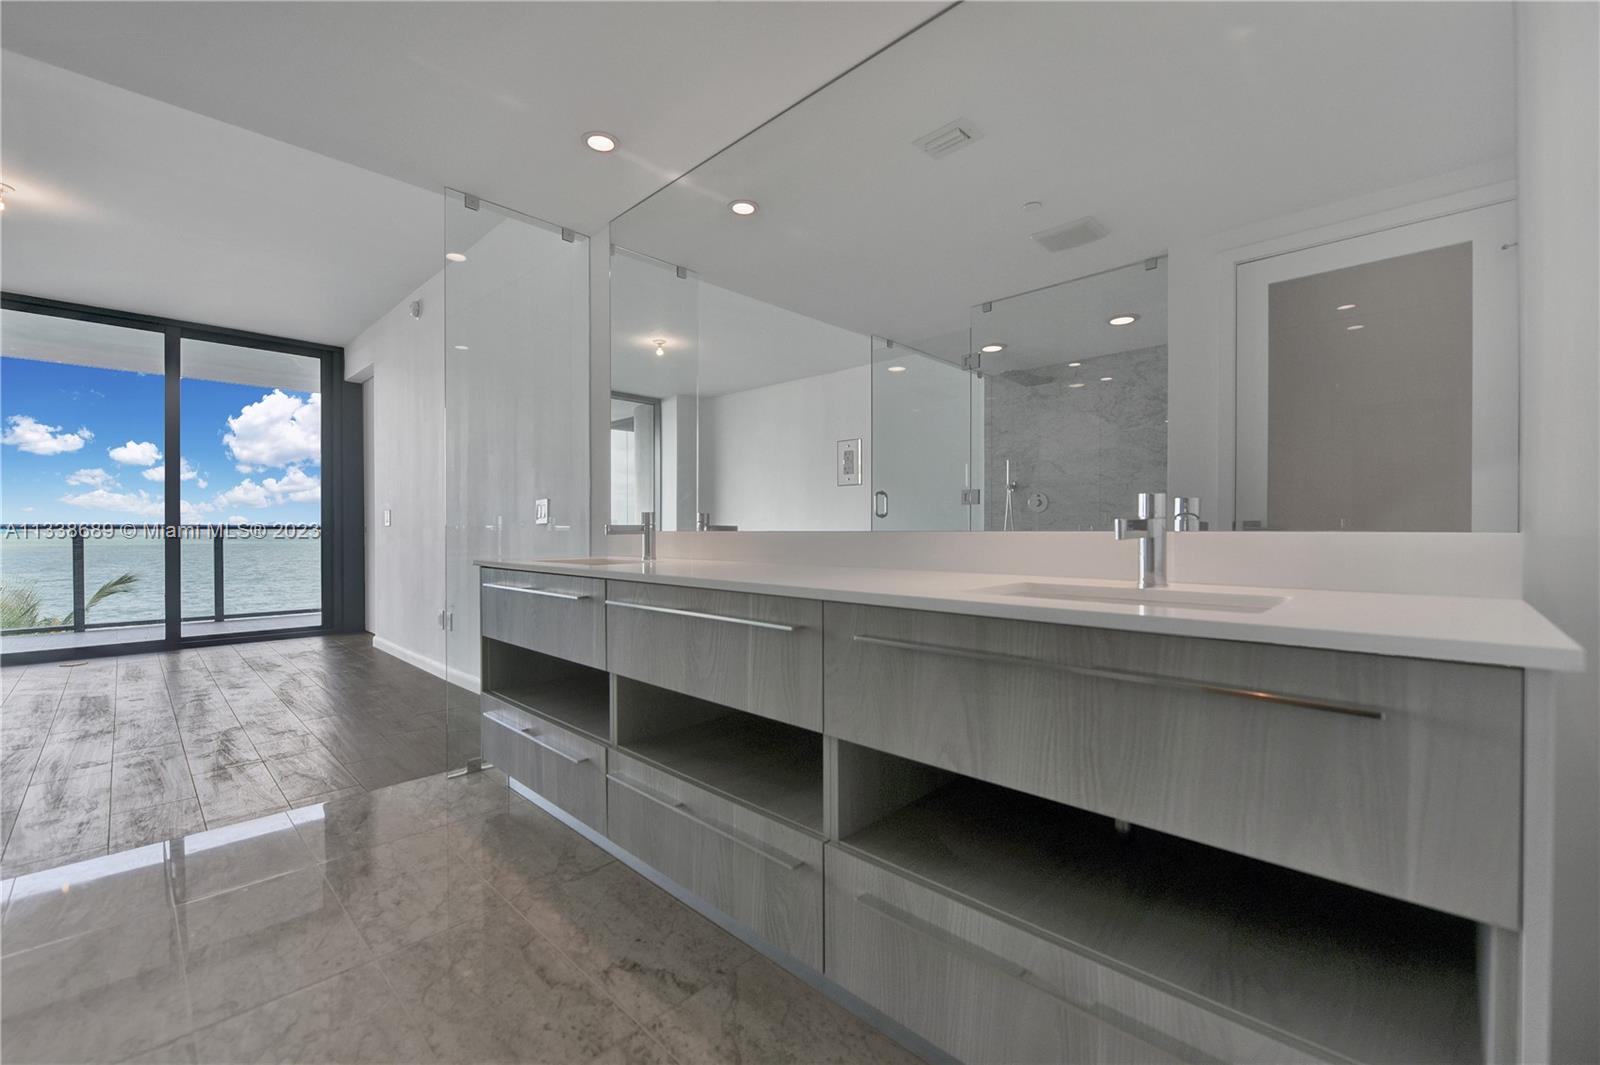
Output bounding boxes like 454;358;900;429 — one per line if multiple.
836;438;862;486
535;498;550;525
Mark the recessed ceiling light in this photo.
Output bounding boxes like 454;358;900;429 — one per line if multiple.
1336;303;1357;311
453;345;469;351
886;365;907;374
652;338;667;357
584;131;618;153
1022;200;1043;212
445;252;467;263
1346;324;1365;331
981;343;1005;353
0;183;12;212
1067;361;1082;367
1100;376;1114;382
1068;382;1086;389
729;200;758;216
1107;314;1138;326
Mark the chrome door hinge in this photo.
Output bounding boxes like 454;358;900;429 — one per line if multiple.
438;609;455;631
961;488;982;505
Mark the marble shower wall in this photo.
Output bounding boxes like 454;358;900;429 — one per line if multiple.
983;345;1167;531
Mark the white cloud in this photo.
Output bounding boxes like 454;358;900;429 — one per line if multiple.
236;464;253;474
108;440;162;466
59;487;163;518
263;466;321;503
211;466;320;510
3;415;92;455
226;514;250;524
142;457;199;483
224;390;321;469
66;467;119;489
197;478;208;489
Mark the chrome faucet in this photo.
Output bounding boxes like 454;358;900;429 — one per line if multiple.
605;510;656;561
1113;492;1168;588
1171;496;1207;532
696;512;738;532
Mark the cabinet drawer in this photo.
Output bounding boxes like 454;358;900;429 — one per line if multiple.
606;750;823;969
826;847;1247;1065
606;581;822;730
480;568;605;669
824;603;1522;927
481;696;606;830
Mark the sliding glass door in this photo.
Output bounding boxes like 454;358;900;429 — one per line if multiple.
179;339;325;637
0;296;355;660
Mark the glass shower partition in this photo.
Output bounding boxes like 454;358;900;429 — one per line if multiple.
442;189;590;773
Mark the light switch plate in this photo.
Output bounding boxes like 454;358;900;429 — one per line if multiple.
535;498;550;525
837;438;862;486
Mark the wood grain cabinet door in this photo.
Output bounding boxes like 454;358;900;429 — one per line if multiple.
605;581;822;730
481;696;607;830
823;602;1523;928
607;751;824;968
479;568;606;669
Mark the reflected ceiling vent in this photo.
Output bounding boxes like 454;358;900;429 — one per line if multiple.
1032;215;1108;253
914;119;981;159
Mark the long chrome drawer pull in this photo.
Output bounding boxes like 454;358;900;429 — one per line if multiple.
604;600;798;632
483;583;590;601
523;729;589;765
850;634;1384;721
607;773;806;870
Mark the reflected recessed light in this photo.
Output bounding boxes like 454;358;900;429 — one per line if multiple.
652;338;667;357
1022;200;1044;212
1346;324;1365;331
1067;361;1082;368
886;365;907;373
453;345;469;351
1337;303;1357;311
0;183;13;212
1100;376;1114;382
981;343;1005;353
445;252;467;263
729;200;758;216
584;131;618;153
1068;382;1086;389
1108;314;1138;326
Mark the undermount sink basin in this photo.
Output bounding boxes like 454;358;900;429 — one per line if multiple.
542;556;642;566
979;581;1285;614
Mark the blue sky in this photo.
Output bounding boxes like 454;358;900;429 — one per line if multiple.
1;356;321;524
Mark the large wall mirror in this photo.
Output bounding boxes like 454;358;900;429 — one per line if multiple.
610;2;1518;533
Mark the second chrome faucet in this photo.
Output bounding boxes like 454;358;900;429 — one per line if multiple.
1113;493;1202;588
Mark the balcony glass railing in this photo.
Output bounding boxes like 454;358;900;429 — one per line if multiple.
0;524;321;638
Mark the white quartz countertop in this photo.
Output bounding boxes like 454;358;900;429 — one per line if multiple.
475;556;1583;672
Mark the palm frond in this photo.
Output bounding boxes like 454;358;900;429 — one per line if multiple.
84;572;140;613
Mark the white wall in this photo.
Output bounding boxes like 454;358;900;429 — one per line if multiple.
1516;5;1600;1059
346;272;447;678
699;365;871;531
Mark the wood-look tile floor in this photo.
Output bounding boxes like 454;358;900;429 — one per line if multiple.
0;636;480;878
0;770;923;1065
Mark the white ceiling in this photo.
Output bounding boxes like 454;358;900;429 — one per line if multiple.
611;1;1516;345
0;2;941;341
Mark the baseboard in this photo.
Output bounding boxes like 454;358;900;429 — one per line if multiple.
370;635;480;691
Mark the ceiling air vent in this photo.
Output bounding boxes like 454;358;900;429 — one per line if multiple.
914;119;980;159
1032;216;1108;254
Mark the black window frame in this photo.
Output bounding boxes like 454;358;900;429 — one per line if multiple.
0;291;364;665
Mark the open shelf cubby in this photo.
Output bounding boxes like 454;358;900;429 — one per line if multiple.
481;638;611;743
613;676;824;835
836;742;1482;1065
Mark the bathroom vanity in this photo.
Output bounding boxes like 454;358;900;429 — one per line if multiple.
474;556;1579;1065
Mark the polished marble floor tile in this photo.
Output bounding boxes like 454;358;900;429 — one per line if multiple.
179;864;373;1029
322;828;504;955
2;842;174;955
646;951;924;1065
167;812;316;904
1;902;192;1064
378;891;650;1065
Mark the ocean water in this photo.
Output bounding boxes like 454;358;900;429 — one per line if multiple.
0;530;321;627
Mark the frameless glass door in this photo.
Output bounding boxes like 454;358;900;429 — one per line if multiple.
443;189;589;771
1;309;167;653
